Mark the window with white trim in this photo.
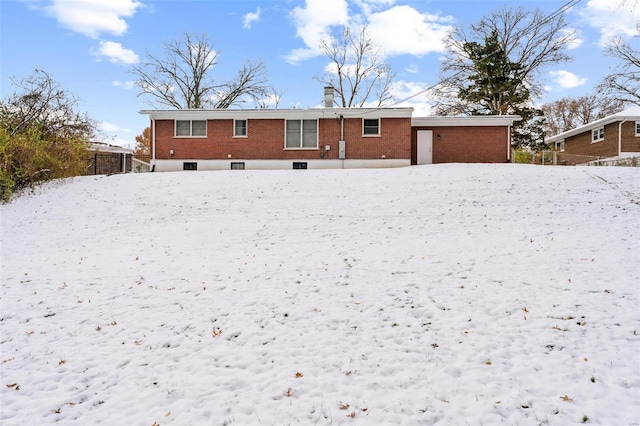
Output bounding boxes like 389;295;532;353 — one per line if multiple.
176;120;206;137
234;119;247;137
363;118;380;136
556;141;565;152
286;119;317;149
591;126;604;142
635;121;640;136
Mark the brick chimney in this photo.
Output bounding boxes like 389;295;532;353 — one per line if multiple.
324;86;334;108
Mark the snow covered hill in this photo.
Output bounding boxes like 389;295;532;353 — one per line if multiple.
1;164;639;425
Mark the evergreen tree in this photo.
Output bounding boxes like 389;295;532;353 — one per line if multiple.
457;31;545;150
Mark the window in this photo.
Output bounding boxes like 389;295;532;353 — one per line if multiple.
234;119;247;137
363;118;380;136
556;141;565;152
183;162;197;170
636;121;640;136
293;162;308;169
230;162;245;170
591;126;604;142
175;120;206;137
286;120;317;149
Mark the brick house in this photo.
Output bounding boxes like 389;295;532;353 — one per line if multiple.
140;91;521;171
546;106;640;165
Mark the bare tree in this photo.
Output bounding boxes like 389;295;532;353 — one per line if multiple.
1;69;96;201
541;94;625;135
598;32;640;106
316;25;396;107
434;6;576;115
131;33;274;109
2;69;96;139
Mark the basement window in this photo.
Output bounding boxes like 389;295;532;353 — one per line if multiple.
293;162;308;169
591;126;604;143
363;118;380;136
183;162;197;171
230;162;245;170
176;120;206;137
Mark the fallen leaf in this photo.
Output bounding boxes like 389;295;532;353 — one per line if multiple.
283;389;293;397
339;402;350;410
295;372;303;378
346;411;356;418
135;340;143;345
6;383;18;388
560;395;573;401
58;360;66;366
165;411;171;417
522;307;529;313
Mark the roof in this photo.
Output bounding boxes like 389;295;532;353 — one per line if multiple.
139;107;414;120
546;106;640;143
412;115;521;127
140;108;522;126
87;142;134;154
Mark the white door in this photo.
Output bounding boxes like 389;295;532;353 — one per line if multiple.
417;130;433;165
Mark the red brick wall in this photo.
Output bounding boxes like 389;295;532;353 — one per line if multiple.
411;126;510;163
152;117;412;160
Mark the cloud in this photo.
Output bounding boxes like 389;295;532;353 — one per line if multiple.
37;0;142;39
549;70;588;88
580;0;640;45
243;7;261;29
93;41;139;65
285;1;453;63
390;80;435;116
99;121;124;133
112;80;137;89
367;5;454;56
561;28;583;50
285;0;350;64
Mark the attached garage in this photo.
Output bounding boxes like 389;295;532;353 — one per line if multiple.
411;116;521;164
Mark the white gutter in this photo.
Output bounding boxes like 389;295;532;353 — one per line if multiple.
618;118;627;157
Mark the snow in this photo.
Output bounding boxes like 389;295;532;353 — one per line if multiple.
1;164;639;425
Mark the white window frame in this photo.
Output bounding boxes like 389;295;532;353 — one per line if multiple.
285;119;318;149
234;119;248;138
175;120;207;137
635;121;640;136
362;118;380;136
591;126;604;143
556;141;565;152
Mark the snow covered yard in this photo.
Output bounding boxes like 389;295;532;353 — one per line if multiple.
1;164;638;425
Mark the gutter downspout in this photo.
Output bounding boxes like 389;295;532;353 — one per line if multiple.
151;118;156;172
618;118;627;158
507;125;512;162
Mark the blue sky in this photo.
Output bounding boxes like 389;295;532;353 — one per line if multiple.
1;0;638;148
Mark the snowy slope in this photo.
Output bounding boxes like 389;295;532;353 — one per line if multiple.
1;164;639;425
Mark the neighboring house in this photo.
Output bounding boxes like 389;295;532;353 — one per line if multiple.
140;89;521;171
86;142;134;175
546;106;640;165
